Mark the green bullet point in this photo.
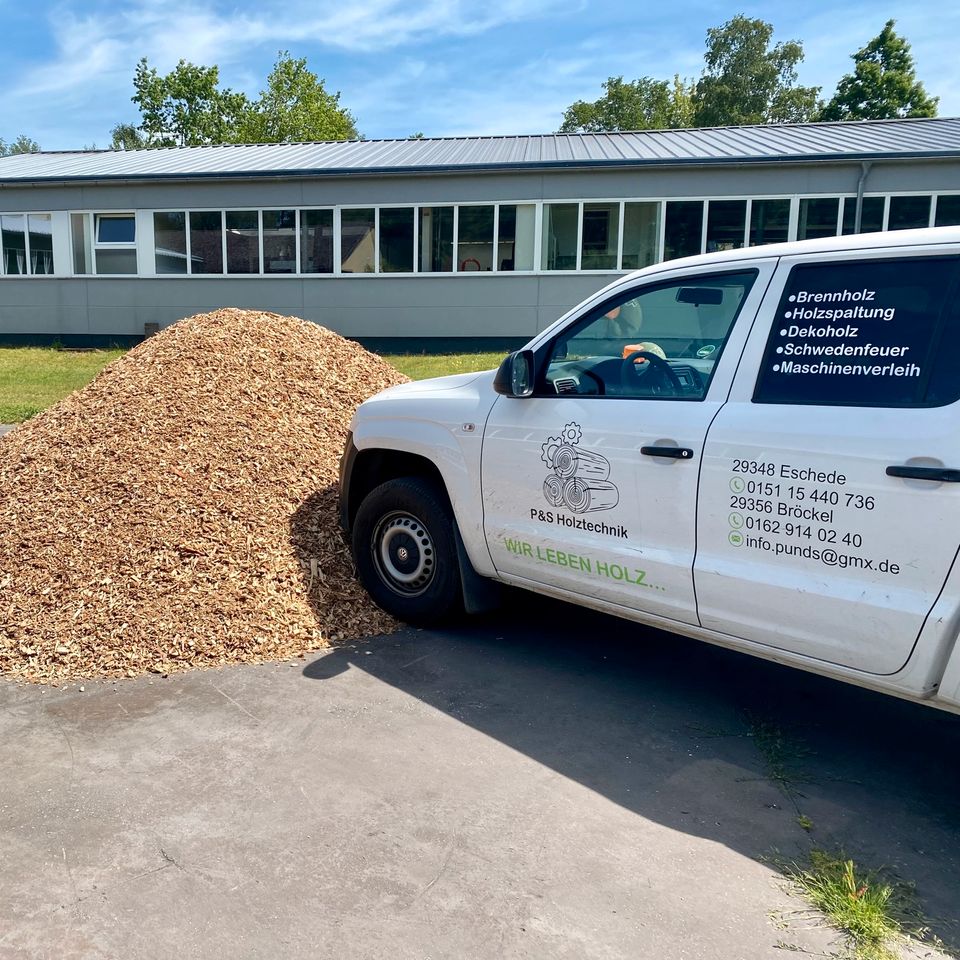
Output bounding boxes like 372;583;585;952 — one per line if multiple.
729;531;744;547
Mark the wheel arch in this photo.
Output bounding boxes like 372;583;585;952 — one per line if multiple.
344;447;449;533
342;444;501;615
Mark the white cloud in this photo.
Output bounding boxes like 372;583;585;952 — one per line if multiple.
6;0;959;149
9;0;587;144
18;0;585;98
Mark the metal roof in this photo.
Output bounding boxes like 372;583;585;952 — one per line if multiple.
2;117;960;185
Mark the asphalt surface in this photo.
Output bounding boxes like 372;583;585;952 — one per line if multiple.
2;594;959;960
0;425;13;436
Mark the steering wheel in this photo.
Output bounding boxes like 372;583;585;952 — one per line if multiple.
619;351;683;397
579;369;605;395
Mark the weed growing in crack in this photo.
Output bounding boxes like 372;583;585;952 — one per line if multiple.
785;850;937;960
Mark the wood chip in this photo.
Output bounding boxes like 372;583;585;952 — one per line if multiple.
0;308;408;684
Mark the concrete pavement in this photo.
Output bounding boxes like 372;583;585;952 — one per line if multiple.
1;595;958;959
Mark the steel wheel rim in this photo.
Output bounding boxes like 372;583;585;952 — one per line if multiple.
373;512;435;596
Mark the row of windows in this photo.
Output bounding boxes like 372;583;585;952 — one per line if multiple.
4;194;960;278
70;206;541;277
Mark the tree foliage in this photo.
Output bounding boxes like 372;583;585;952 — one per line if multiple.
819;20;938;121
559;75;694;132
110;123;146;151
131;58;249;147
234;53;357;143
693;15;820;125
559;15;824;131
0;135;40;156
119;51;357;149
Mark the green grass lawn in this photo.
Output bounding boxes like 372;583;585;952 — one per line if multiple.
0;347;507;423
0;347;128;423
386;351;505;381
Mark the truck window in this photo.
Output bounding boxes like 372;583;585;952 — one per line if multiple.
753;256;960;408
541;269;757;400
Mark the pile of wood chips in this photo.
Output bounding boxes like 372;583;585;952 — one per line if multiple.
0;308;408;684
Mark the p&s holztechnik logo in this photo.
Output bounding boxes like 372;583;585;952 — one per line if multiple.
540;422;619;514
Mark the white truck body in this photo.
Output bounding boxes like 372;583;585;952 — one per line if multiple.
342;227;960;713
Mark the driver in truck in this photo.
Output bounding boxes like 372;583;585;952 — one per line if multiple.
604;300;666;365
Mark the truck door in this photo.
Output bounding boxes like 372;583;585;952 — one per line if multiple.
481;262;775;625
695;248;960;674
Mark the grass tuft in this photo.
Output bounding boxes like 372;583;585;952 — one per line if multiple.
787;850;926;960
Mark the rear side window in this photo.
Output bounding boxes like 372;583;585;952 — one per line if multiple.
753;256;960;407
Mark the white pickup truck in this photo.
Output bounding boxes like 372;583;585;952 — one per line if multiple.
340;226;960;713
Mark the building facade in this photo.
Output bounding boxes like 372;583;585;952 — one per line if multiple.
1;117;959;347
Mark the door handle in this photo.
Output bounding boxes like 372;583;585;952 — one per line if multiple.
641;446;695;460
886;465;960;483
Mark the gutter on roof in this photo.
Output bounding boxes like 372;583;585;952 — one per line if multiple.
0;151;957;188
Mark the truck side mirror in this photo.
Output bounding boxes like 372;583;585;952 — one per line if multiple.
493;350;535;397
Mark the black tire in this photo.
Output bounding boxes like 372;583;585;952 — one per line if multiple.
352;477;464;625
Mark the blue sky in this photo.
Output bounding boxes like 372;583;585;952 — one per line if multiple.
2;0;957;150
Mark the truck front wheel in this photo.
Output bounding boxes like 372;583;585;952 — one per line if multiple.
351;477;463;625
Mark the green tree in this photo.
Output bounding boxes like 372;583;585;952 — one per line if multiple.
819;20;938;121
694;15;820;126
559;16;818;131
131;57;251;147
234;52;358;143
0;135;40;156
110;122;146;150
559;75;695;132
124;53;357;147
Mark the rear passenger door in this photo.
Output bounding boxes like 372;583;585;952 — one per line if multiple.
695;247;960;675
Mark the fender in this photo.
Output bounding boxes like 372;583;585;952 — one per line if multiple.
349;421;496;579
347;374;500;579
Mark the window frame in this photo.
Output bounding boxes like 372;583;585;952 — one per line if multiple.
934;193;960;228
298;207;334;275
260;208;298;275
152;210;189;275
224;209;262;274
796;196;842;241
533;267;761;401
752;254;960;410
0;210;61;277
187;209;225;276
94;213;137;246
0;212;29;276
415;204;455;274
84;212;139;275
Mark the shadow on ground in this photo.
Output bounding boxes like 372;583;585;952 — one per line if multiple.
303;589;960;952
